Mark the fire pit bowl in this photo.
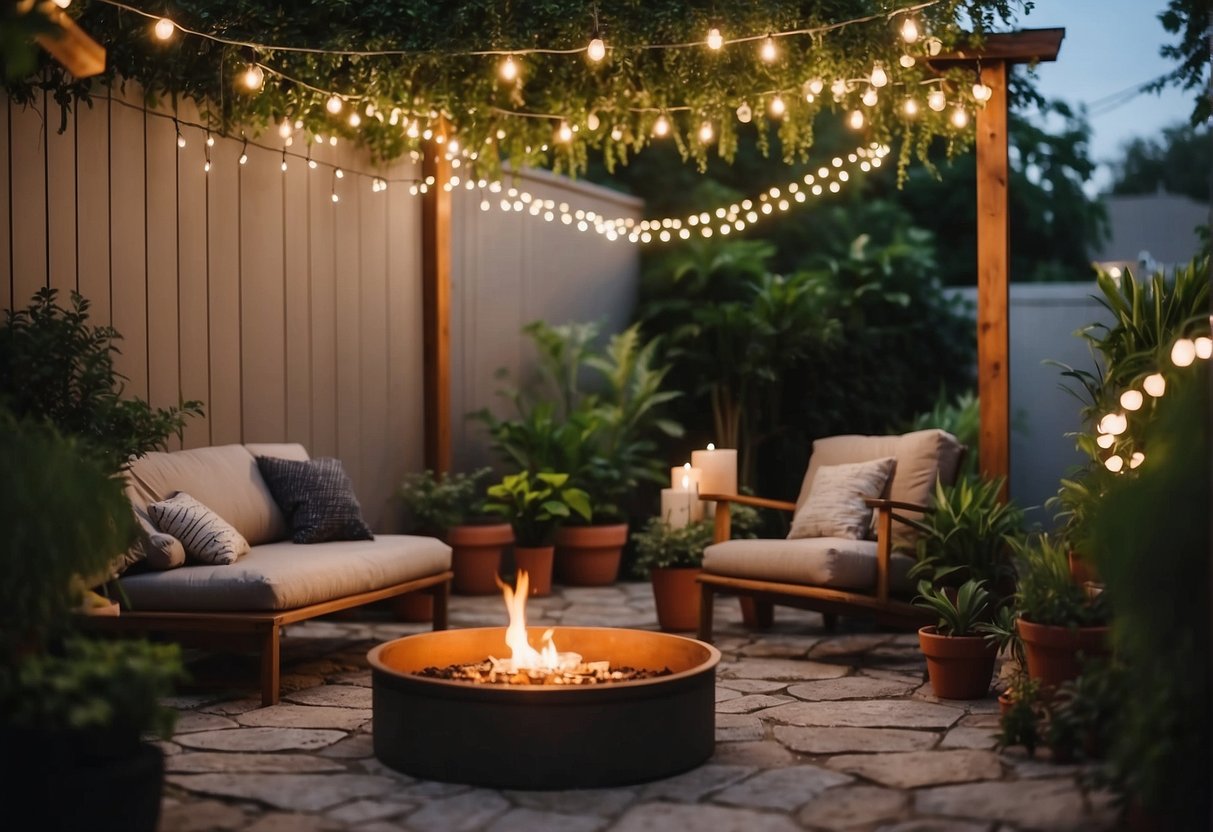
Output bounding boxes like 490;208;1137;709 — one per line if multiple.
368;626;721;789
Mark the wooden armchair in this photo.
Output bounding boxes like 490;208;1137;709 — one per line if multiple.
695;429;965;642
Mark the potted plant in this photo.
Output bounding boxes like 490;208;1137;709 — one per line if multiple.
475;321;683;586
398;467;509;598
914;579;1000;700
0;412;184;832
483;471;591;596
1011;533;1110;691
631;505;760;631
908;475;1024;598
977;604;1025;714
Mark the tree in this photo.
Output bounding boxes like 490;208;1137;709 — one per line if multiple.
1110;122;1211;202
1147;0;1213;124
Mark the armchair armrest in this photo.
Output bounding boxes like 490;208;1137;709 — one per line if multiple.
864;499;927;604
701;493;796;543
863;498;928;513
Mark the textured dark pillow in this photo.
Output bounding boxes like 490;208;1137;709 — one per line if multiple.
255;456;374;544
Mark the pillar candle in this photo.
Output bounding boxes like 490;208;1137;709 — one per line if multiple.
660;487;693;529
669;463;702;492
691;444;738;496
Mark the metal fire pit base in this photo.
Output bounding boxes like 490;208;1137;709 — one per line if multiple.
368;626;721;789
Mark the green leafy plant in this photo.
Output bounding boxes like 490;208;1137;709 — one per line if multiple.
1011;533;1108;628
908;476;1024;593
0;289;203;472
398;468;492;534
913;579;992;637
976;603;1024;667
997;675;1044;756
483;471;591;547
630;504;760;577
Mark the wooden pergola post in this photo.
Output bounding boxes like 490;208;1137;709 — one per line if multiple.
421;142;451;474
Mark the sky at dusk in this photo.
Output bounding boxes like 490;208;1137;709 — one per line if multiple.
1015;0;1196;190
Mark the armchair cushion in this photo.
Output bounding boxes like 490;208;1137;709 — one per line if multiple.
788;457;895;540
703;537;915;593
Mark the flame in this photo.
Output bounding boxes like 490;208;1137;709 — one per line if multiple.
496;571;580;673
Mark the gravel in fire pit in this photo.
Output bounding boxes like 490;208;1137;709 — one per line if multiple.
415;659;673;686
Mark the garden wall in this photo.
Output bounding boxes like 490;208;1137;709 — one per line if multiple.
0;86;641;528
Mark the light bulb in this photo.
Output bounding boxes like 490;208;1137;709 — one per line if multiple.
206;134;215;147
903;97;919;116
972;83;993;103
736;102;752;123
808;78;825;96
698;121;714;143
1104;455;1124;473
242;64;264;91
951;106;969;128
587;37;606;62
760;36;777;63
926;37;943;56
610;126;623;141
587;112;600;131
176;133;186;149
831;79;848;100
928;90;947;111
154;17;175;40
1120;389;1144;411
901;17;920;43
332;192;339;203
335;168;344;179
52;0;72;7
239;151;248;165
278;119;292;139
848;109;864;130
1130;452;1145;469
862;87;878;107
557;121;573;142
1096;433;1115;449
1195;336;1213;358
349;112;362;127
281;160;288;172
307;158;317;169
706;27;723;50
1098;413;1127;436
389;108;401;126
899;54;916;68
1171;338;1196;367
203;160;211;173
769;95;786;117
653;115;670;137
326;95;343;114
1143;373;1166;397
500;56;519;81
870;63;888;88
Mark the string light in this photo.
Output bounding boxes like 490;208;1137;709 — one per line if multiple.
280;148;288;172
903;97;918;116
557;121;573;142
239;138;249;165
331;169;340;203
277;118;292;139
950;106;969;128
52;0;72;7
900;17;920;43
861;88;878;107
736;102;752;123
153;17;175;40
806;78;825;96
848;109;864;129
698;121;714;143
706;27;724;50
205;132;215;148
335;168;345;179
1171;338;1196;367
899;54;916;68
1143;373;1166;397
586;112;600;131
769;95;786;117
500;55;519;81
1096;433;1115;449
1119;389;1144;411
1129;452;1145;469
870;62;888;87
760;35;777;62
587;35;606;62
349;112;362;127
1104;455;1124;473
653;114;670;137
175;121;186;148
972;82;992;103
242;63;264;91
1196;336;1213;359
830;79;848;100
928;89;946;111
325;94;343;114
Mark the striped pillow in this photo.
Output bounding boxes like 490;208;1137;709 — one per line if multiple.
788;457;896;540
148;492;250;565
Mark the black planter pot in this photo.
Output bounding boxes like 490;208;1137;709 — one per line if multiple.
0;727;164;832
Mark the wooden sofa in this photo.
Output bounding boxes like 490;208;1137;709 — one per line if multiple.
89;443;452;705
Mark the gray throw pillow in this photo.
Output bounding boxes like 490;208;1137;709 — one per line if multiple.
788;457;896;540
148;492;250;565
255;456;374;544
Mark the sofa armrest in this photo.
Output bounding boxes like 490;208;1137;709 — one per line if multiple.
865;499;927;603
701;493;796;543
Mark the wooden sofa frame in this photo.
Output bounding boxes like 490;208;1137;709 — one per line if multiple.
696;494;932;642
88;571;452;706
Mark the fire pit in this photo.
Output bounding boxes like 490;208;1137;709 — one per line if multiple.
368;573;721;789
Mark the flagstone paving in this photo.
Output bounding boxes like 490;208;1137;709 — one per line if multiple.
157;584;1114;831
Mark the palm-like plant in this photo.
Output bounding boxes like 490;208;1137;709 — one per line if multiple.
914;579;993;637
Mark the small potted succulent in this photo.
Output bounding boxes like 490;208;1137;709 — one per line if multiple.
399;467;512;597
483;471;591;596
1011;533;1110;690
914;579;1000;700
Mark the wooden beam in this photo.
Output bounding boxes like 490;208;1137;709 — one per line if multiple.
421;143;451;474
975;61;1010;497
931;28;1065;66
35;4;106;79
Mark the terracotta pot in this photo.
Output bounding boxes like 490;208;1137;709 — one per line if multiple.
513;545;554;596
917;626;999;700
447;523;513;595
1067;550;1100;585
1016;617;1110;690
392;591;434;622
997;689;1014;716
651;567;702;632
553;523;628;586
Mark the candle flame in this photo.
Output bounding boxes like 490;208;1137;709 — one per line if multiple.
707;443;716;451
683;462;691;471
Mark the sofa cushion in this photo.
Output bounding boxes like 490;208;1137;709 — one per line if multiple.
703;537;915;593
788;457;896;541
245;443;310;462
794;429;964;548
116;535;452;611
126;445;287;545
256;456;374;544
148;492;251;565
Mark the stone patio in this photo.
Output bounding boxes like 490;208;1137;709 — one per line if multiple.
157;584;1115;831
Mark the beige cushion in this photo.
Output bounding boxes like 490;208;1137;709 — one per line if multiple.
148;492;251;565
245;443;310;462
117;535;452;611
126;445;288;545
703;538;915;593
788;457;895;540
795;429;964;548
